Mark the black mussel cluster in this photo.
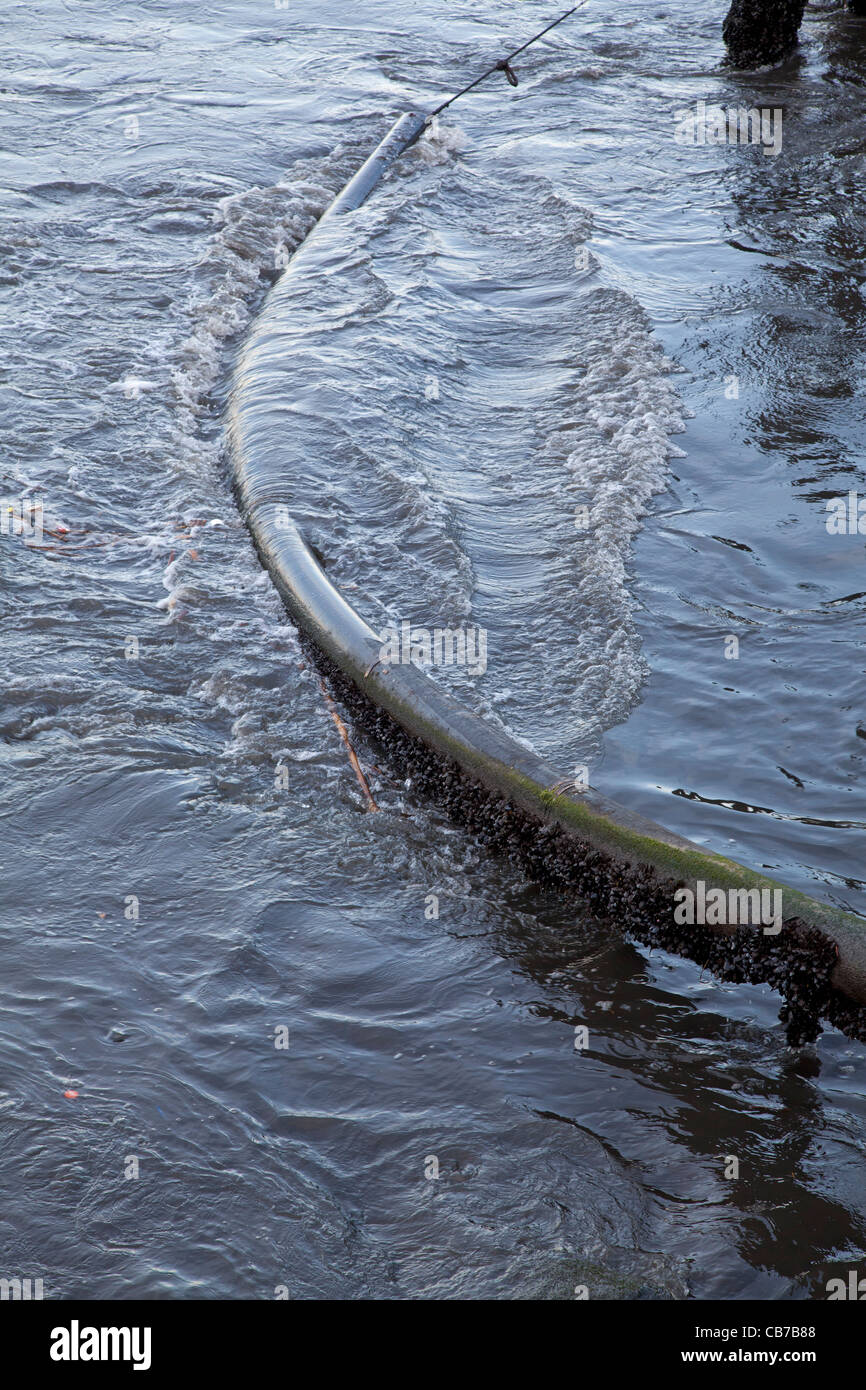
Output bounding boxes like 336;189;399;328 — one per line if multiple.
305;636;861;1047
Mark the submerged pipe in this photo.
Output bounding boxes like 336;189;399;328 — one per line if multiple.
228;113;866;1027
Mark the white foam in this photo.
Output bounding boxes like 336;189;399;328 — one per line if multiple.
415;117;469;165
167;150;353;479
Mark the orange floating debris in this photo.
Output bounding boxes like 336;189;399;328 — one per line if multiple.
64;1090;79;1099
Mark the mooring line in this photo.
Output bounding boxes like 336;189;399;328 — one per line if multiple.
427;2;590;122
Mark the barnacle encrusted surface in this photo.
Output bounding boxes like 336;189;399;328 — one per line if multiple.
306;637;864;1048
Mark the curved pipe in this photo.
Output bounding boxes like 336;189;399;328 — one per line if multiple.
228;113;866;1009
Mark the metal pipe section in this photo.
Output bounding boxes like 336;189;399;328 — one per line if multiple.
228;113;866;1007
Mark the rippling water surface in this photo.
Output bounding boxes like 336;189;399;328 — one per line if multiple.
2;0;865;1299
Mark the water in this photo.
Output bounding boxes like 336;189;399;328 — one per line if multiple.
1;0;865;1300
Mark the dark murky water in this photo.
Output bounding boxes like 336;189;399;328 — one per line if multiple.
1;0;865;1299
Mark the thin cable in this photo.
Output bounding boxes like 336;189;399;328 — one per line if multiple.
426;1;590;123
